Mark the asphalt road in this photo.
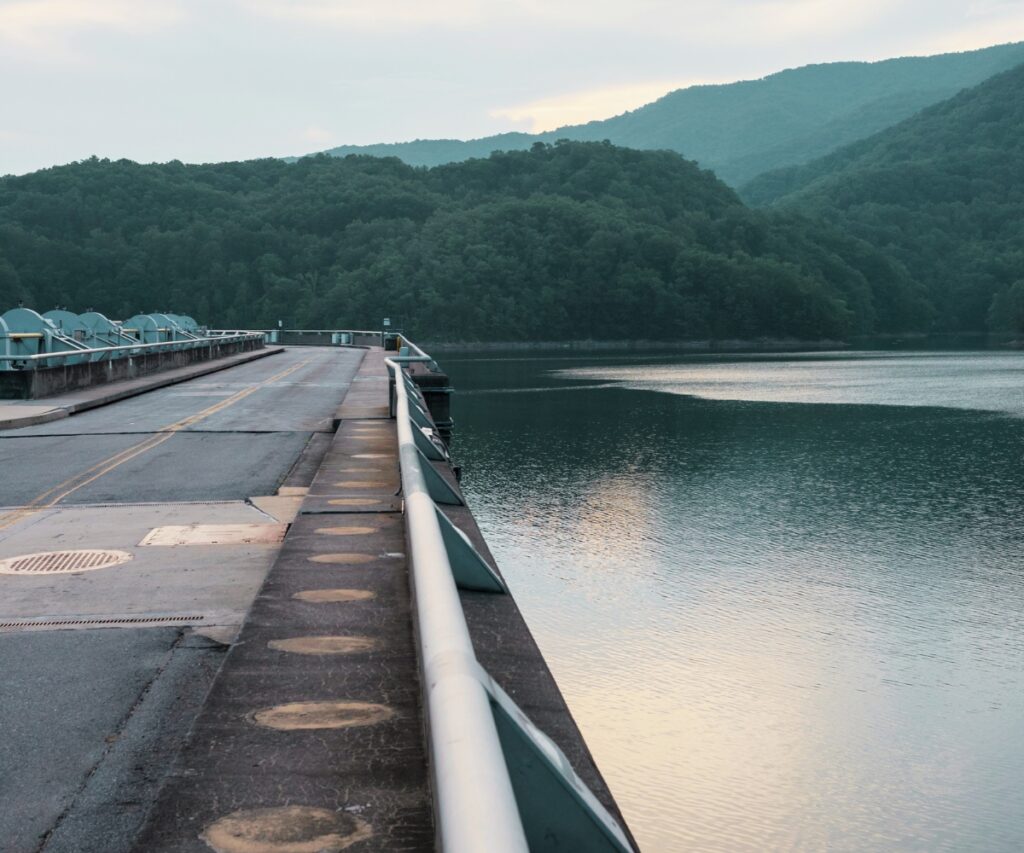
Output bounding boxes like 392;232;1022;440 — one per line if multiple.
0;347;363;508
0;346;365;853
0;628;213;852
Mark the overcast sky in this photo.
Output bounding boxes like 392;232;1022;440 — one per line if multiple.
2;0;1023;175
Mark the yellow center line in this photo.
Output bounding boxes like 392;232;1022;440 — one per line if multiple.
0;356;315;532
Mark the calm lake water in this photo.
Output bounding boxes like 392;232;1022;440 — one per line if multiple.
443;350;1024;853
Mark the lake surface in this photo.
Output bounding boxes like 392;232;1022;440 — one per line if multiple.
443;350;1024;852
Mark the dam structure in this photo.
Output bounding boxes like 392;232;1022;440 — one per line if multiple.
0;320;638;853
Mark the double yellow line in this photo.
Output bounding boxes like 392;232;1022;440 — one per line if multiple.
0;357;314;532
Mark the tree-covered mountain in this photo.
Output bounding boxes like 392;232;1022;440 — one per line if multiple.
741;62;1024;334
0;142;928;342
315;42;1024;187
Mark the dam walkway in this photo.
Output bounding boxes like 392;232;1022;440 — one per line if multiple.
0;344;636;852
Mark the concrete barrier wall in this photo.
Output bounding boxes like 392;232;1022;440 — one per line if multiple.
0;338;264;400
351;331;383;348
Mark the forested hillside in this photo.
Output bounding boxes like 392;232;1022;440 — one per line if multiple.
0;142;927;341
742;62;1024;333
317;42;1024;186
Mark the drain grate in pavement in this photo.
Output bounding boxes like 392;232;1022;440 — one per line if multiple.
0;615;206;631
0;549;133;575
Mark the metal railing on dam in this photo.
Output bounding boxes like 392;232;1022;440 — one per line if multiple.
0;306;268;401
214;328;387;347
0;333;264;369
0;306;263;370
388;341;635;852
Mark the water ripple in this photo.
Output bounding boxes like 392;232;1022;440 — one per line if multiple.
448;351;1024;852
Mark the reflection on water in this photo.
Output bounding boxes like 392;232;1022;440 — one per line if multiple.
445;351;1024;852
563;351;1024;415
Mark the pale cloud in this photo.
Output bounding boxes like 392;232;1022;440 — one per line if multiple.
239;0;893;40
302;125;334;144
490;79;727;133
0;0;181;54
911;9;1024;53
966;0;1024;15
3;0;1024;174
509;0;894;34
646;0;898;44
239;0;488;28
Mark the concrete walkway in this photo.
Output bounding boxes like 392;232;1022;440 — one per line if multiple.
135;348;432;851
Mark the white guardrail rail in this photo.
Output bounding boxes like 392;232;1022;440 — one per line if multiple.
388;343;636;853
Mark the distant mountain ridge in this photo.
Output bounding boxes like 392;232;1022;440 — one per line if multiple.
740;62;1024;333
314;41;1024;186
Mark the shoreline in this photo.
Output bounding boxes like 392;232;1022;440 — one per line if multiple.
422;331;1019;354
423;337;848;354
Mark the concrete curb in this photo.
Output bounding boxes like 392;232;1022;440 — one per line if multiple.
0;346;285;431
0;406;71;431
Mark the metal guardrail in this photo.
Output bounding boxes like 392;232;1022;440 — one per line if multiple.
209;328;384;334
207;328;428;356
390;354;526;852
0;333;263;369
388;344;635;853
219;328;387;347
208;328;384;336
395;335;430;359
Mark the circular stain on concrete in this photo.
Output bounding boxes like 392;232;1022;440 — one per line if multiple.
328;498;383;506
252;701;394;731
293;588;376;603
307;553;375;565
315;526;377;536
268;636;376;655
200;805;371;853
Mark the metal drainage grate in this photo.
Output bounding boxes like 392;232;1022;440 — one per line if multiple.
0;549;133;575
0;615;205;630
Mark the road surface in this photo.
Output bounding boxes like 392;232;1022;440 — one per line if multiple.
0;347;364;853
